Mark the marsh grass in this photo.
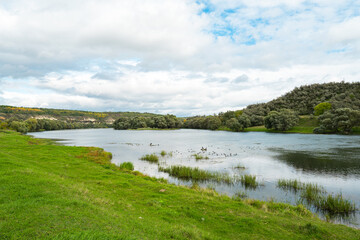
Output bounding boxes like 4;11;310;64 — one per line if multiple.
233;164;246;170
192;154;209;160
240;175;259;189
119;162;134;171
160;150;173;157
158;165;233;183
277;179;303;192
277;179;356;215
301;183;324;203
140;153;159;163
314;193;356;214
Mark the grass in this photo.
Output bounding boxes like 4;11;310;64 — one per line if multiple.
158;165;233;183
0;131;359;239
233;164;246;170
119;161;134;171
314;193;356;214
160;150;167;156
240;175;259;189
192;154;209;160
300;183;325;203
140;153;159;163
277;179;356;215
277;179;305;193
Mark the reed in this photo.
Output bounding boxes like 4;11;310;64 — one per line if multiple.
240;175;258;189
314;193;356;214
300;183;324;203
277;179;302;192
158;165;232;183
140;153;159;163
192;154;209;160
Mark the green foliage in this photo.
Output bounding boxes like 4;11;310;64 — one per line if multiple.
264;109;299;131
314;102;332;116
243;82;360;116
226;118;241;131
119;162;134;171
9;121;28;133
160;150;167;157
114;114;182;130
316;108;360;134
140;154;159;163
205;116;222;130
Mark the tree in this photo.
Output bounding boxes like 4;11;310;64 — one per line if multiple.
114;117;131;130
10;121;28;133
205;116;221;130
316;108;360;134
314;102;332;116
25;118;38;132
226;118;241;131
237;114;251;130
264;109;299;131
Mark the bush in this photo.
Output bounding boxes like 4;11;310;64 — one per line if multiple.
317;108;360;134
314;102;332;116
264;109;299;131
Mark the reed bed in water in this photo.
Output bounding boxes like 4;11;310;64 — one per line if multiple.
140;153;159;163
192;154;209;160
277;178;356;214
314;193;356;214
158;165;233;183
240;175;259;189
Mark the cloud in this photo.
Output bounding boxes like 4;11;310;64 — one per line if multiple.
232;74;249;83
0;0;359;116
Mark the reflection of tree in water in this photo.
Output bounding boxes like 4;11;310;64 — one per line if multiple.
270;148;360;177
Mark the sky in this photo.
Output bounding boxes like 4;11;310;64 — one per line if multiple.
0;0;359;116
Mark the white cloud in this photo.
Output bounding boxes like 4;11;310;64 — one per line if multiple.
0;0;359;116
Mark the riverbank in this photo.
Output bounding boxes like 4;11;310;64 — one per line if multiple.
0;130;359;239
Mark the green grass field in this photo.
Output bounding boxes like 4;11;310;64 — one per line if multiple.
0;131;359;239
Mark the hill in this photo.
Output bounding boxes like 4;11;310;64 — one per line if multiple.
0;105;160;126
243;81;360;116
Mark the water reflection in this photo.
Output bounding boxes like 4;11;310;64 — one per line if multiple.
271;148;360;177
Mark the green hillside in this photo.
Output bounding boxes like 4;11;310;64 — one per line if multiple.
243;82;360;116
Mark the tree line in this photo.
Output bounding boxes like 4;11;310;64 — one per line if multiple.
0;118;108;133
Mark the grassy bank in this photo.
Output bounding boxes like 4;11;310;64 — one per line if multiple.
0;131;359;239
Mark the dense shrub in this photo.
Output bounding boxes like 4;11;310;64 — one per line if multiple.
264;109;299;131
